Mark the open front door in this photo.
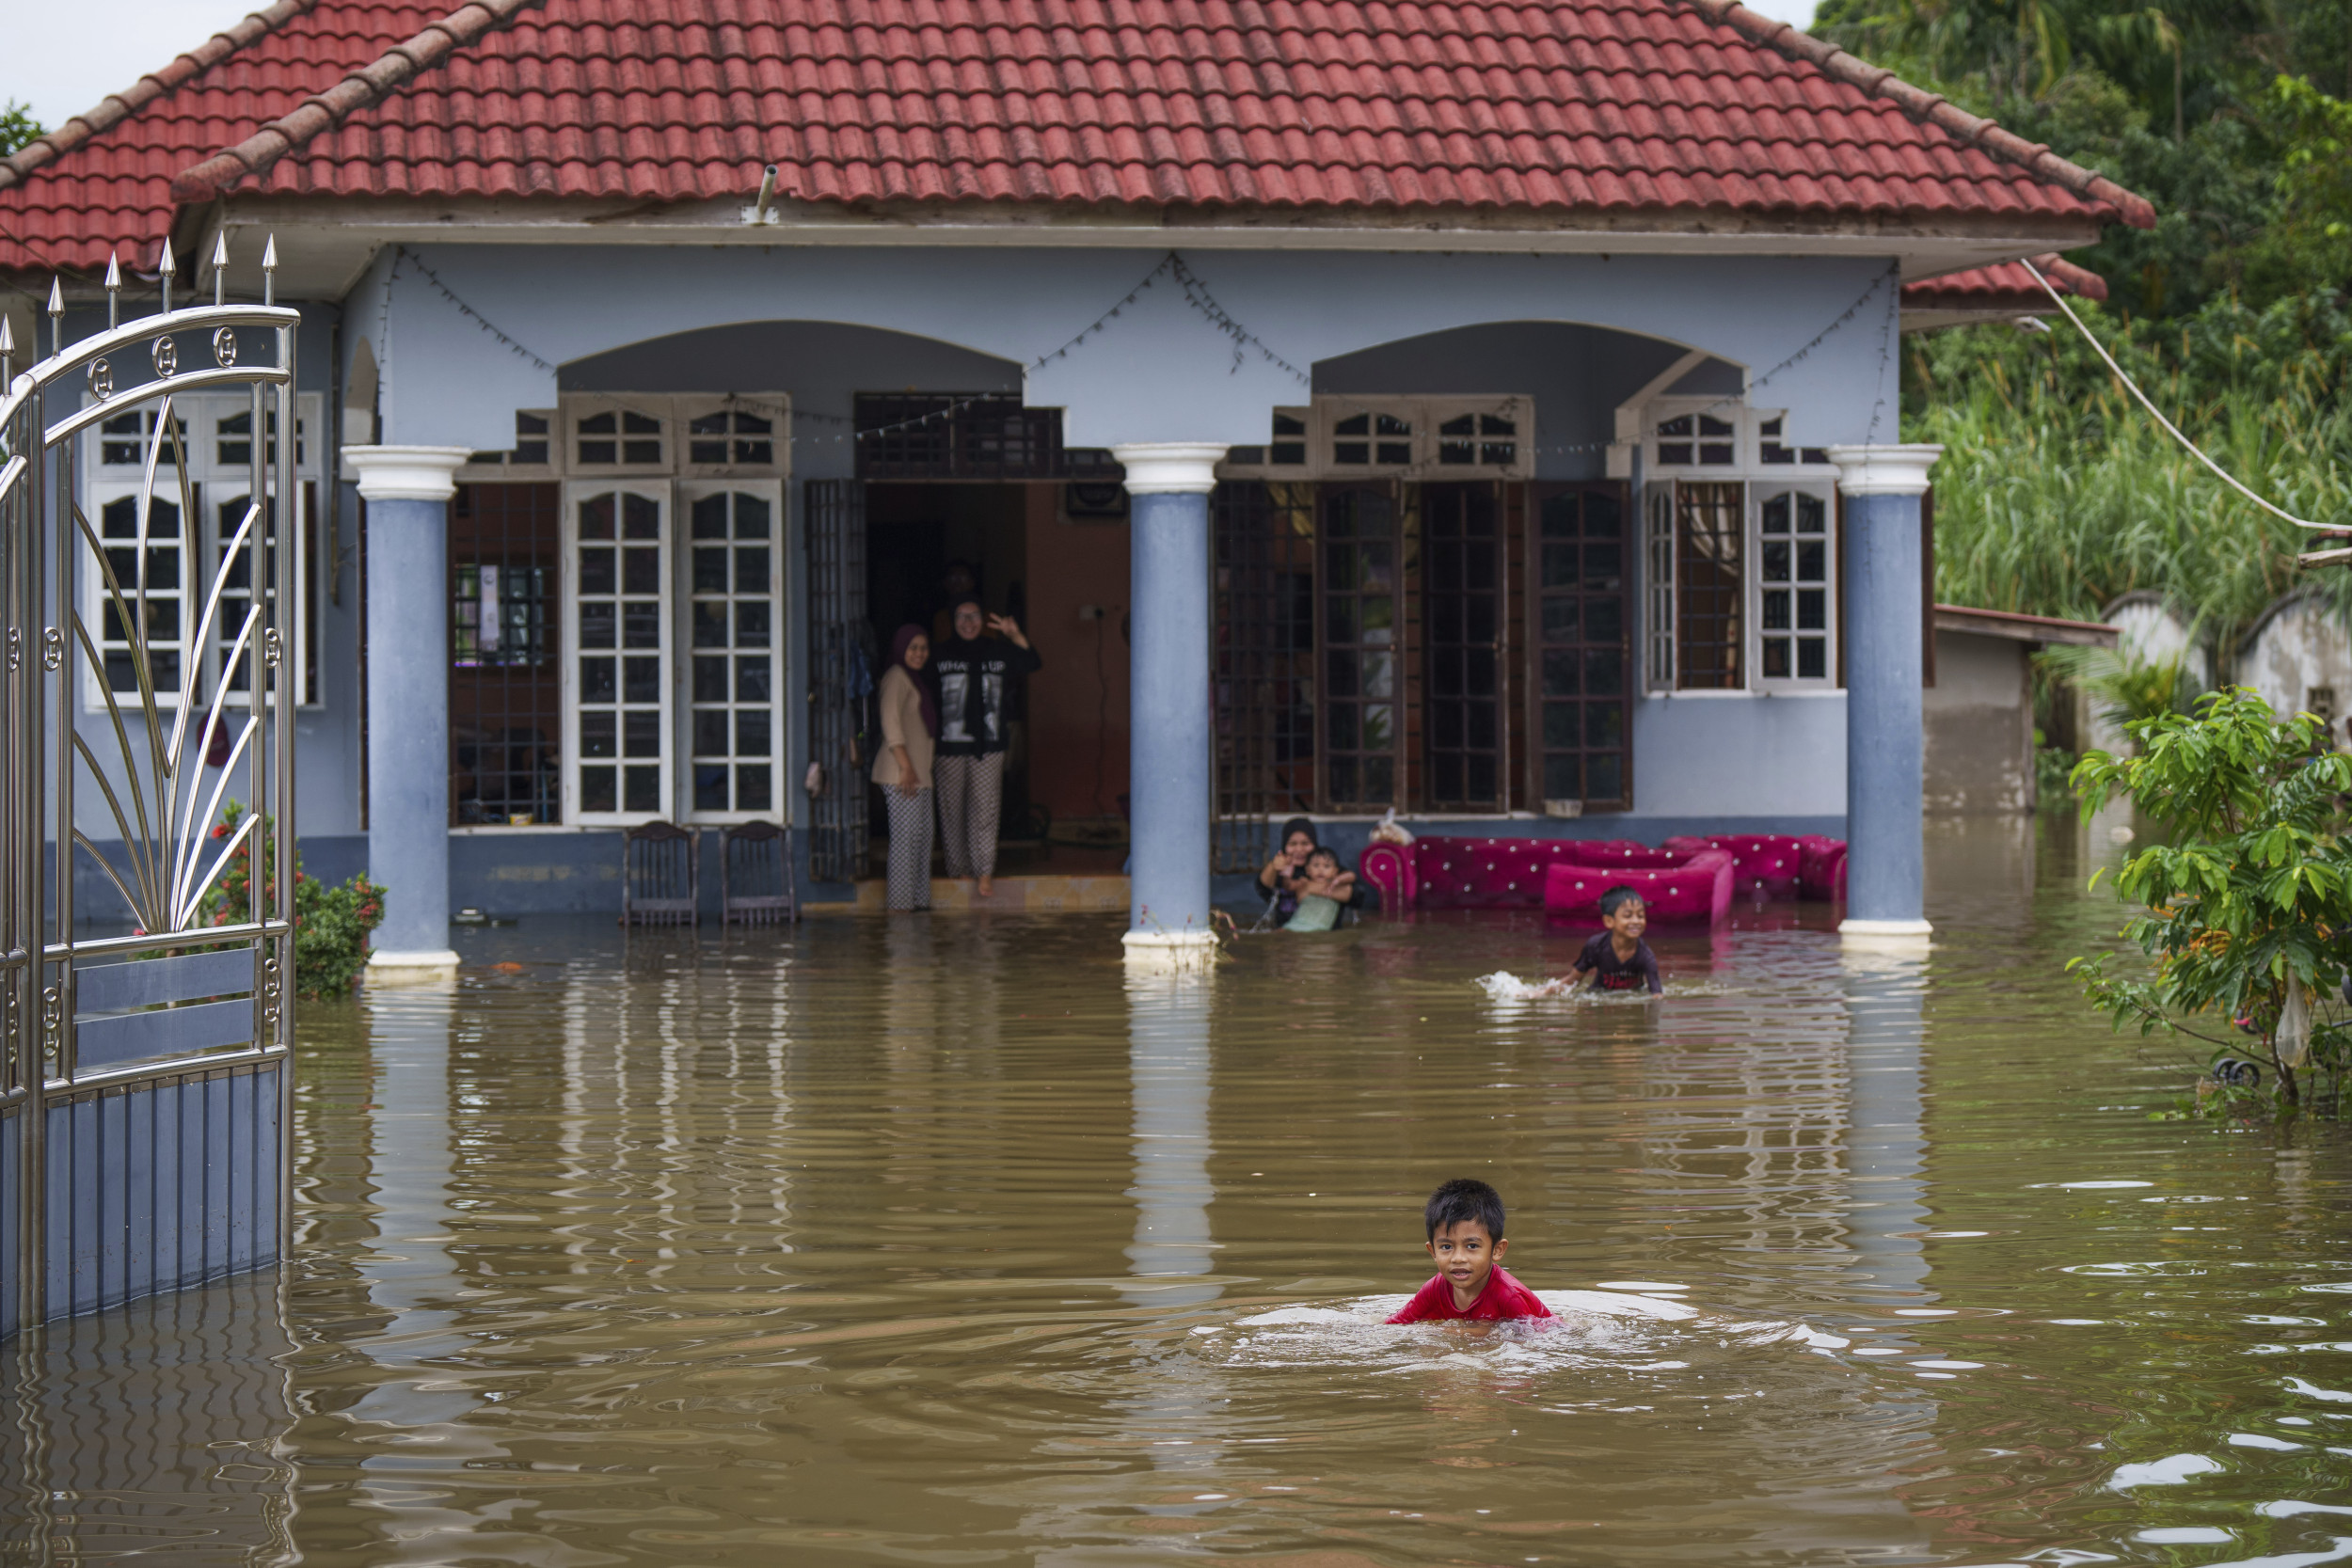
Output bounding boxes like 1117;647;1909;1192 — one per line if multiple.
804;479;870;881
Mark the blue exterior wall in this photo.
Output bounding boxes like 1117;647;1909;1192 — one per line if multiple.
364;246;1893;455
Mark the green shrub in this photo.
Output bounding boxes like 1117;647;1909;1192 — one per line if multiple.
2068;689;2352;1114
197;800;386;1000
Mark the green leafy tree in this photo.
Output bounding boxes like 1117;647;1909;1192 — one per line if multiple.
0;101;41;158
198;800;387;1000
2068;688;2352;1111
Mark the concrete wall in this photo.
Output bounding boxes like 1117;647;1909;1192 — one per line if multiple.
1311;322;1735;482
2084;594;2206;755
366;245;1898;455
1923;630;2032;814
2237;591;2352;737
1629;693;1847;817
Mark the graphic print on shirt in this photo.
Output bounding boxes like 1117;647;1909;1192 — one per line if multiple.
939;670;973;745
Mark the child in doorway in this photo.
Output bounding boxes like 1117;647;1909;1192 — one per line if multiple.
1565;884;1663;996
1388;1178;1553;1323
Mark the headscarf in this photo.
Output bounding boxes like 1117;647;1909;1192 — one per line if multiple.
890;624;939;736
1278;816;1318;862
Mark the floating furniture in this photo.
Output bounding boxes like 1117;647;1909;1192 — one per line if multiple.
621;821;699;927
1544;850;1732;925
1357;832;1847;922
1664;833;1848;901
719;820;797;926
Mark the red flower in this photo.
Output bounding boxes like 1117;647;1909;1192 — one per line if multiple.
210;823;229;839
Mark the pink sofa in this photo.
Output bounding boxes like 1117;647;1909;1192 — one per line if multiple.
1663;833;1847;900
1544;851;1733;925
1357;832;1847;919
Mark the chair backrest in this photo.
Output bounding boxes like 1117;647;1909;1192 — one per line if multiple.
622;821;699;927
721;820;797;926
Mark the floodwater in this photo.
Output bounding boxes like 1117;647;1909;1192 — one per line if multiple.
6;817;2351;1567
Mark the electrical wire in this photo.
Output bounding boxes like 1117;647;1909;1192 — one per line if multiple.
2022;258;2324;534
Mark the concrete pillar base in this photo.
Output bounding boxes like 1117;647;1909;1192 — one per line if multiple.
1121;930;1220;972
1838;918;1933;949
366;949;462;985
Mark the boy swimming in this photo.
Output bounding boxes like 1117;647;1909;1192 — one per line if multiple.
1566;884;1662;995
1387;1178;1553;1323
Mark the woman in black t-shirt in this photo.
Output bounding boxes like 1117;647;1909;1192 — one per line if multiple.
929;597;1041;898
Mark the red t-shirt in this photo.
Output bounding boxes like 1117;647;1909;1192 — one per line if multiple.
1387;1265;1554;1323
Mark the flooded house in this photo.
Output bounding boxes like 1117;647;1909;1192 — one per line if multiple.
0;0;2153;968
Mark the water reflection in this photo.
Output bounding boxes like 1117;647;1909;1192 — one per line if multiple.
0;1271;297;1560
3;831;2349;1564
1121;968;1217;1307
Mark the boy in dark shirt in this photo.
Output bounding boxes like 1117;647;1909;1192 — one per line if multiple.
1388;1178;1553;1323
1569;884;1663;995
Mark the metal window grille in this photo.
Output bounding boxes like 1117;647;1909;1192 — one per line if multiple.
1534;485;1632;808
805;479;869;882
1211;481;1315;871
850;394;1124;481
1319;485;1403;811
1422;482;1506;811
451;483;562;824
1675;481;1745;689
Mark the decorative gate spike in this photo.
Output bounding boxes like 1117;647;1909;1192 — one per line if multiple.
46;277;62;357
1;313;14;381
158;234;175;314
262;234;277;308
104;252;121;328
211;232;229;307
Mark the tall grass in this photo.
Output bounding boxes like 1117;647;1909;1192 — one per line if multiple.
1915;290;2352;665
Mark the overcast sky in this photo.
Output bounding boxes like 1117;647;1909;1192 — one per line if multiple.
4;0;1819;133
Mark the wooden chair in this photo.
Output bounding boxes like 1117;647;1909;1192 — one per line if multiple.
621;821;698;927
719;820;797;926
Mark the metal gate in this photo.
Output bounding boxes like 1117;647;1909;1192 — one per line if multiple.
0;245;298;1337
804;478;869;883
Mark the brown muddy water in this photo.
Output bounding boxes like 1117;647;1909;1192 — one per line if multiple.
6;818;2350;1566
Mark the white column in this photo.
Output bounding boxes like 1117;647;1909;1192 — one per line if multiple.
1113;443;1228;968
1827;444;1942;945
343;446;470;982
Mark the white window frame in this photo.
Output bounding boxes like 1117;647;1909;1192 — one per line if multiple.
83;478;199;714
82;391;323;711
564;396;675;481
1638;403;1845;695
676;397;791;480
1218;396;1534;481
676;478;787;824
561;480;675;825
1750;481;1838;689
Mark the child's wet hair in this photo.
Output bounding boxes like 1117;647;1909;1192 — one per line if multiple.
1423;1177;1507;1242
1305;846;1342;874
1598;884;1645;918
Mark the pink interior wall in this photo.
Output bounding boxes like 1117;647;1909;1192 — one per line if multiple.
1021;483;1131;821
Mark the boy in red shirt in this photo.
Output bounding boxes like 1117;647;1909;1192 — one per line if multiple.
1387;1178;1554;1323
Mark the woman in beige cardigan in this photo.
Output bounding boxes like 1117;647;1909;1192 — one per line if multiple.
873;625;937;911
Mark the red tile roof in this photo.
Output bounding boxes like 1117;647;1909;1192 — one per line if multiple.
1903;254;2106;312
1;0;2153;279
